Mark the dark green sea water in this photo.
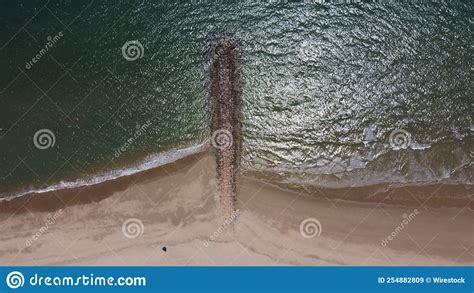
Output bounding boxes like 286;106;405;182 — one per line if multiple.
0;1;472;200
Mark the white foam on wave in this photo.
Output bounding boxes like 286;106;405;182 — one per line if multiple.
246;148;473;189
0;142;209;202
409;141;432;150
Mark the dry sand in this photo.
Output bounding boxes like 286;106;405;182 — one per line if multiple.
0;152;472;265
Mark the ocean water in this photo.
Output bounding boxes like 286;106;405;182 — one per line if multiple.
0;1;472;200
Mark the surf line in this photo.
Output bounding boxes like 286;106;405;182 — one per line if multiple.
210;36;242;218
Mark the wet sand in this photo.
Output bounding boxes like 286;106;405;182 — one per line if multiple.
0;152;472;265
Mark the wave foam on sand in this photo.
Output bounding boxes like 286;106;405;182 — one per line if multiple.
0;143;209;202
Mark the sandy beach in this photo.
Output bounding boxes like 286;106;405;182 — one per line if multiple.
0;151;472;266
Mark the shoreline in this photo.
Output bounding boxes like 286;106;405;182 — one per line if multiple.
0;142;209;203
1;148;472;216
1;151;472;266
0;152;205;217
245;170;473;210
